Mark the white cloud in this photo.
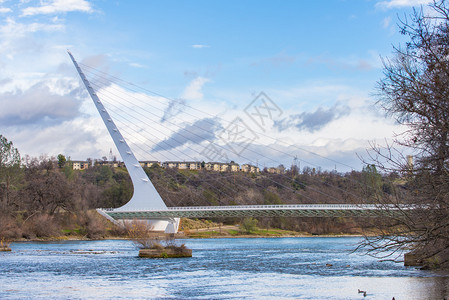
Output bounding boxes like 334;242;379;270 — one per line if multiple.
382;16;392;28
0;80;82;126
192;44;210;49
21;0;92;16
0;7;11;13
377;0;431;9
129;62;146;68
0;17;63;37
181;76;210;101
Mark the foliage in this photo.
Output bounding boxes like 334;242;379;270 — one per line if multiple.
57;154;66;168
241;217;258;234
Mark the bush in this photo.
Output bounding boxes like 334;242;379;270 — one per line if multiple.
23;214;60;238
241;217;258;234
0;214;21;239
125;220;161;249
83;211;107;239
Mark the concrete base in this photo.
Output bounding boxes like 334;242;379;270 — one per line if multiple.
119;218;180;233
97;209;181;233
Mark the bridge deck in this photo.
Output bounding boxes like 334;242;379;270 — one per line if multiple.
99;204;402;219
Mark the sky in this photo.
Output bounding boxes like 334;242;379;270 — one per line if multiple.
0;0;432;172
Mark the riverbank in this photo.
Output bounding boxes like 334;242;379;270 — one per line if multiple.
6;228;366;243
2;217;370;243
181;225;366;239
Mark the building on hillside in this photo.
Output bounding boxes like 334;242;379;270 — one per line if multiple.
186;162;201;170
139;161;161;168
220;163;230;172
205;162;221;171
72;161;89;170
162;161;179;169
267;167;283;174
230;162;240;172
241;164;260;173
96;160;124;168
162;161;202;170
205;162;241;172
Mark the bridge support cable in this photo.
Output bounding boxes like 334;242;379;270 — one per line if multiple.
83;74;358;205
81;64;392;202
79;62;356;171
88;81;352;205
90;98;279;206
80;66;383;202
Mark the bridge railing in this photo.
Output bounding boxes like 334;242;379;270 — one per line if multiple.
99;203;415;212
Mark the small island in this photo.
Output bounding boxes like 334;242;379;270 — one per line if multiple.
127;221;192;259
139;244;192;258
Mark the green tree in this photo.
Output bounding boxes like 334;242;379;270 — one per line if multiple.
361;164;382;201
241;217;258;234
57;154;66;168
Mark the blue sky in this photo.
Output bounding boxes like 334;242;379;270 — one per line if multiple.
0;0;431;171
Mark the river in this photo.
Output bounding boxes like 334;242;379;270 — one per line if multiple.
1;237;448;299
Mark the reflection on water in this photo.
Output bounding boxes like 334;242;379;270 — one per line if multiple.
0;237;448;299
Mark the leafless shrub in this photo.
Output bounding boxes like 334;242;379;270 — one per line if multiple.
125;220;161;249
23;214;60;238
0;214;21;240
83;211;107;239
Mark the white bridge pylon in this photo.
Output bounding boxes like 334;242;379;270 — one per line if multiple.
68;51;179;233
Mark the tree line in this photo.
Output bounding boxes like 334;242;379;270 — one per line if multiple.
0;133;406;240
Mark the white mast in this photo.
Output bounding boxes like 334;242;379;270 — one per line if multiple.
67;50;167;211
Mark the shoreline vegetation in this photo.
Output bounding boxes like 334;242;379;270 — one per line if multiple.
0;147;399;246
4;217;371;243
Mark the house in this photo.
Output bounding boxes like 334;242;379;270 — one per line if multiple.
205;162;240;172
220;164;229;172
230;163;240;172
139;161;161;168
186;162;201;170
241;164;260;173
72;161;89;170
162;161;180;169
96;160;124;168
205;162;222;171
162;161;202;170
267;167;283;174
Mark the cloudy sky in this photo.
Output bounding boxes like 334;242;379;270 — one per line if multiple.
0;0;431;172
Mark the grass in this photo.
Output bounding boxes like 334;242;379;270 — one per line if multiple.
61;228;82;235
185;231;223;238
241;228;301;236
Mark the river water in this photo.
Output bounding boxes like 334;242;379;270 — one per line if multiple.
0;237;448;299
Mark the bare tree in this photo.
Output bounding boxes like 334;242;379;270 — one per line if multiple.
360;0;449;269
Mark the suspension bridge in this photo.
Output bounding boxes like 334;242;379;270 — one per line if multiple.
68;51;400;233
